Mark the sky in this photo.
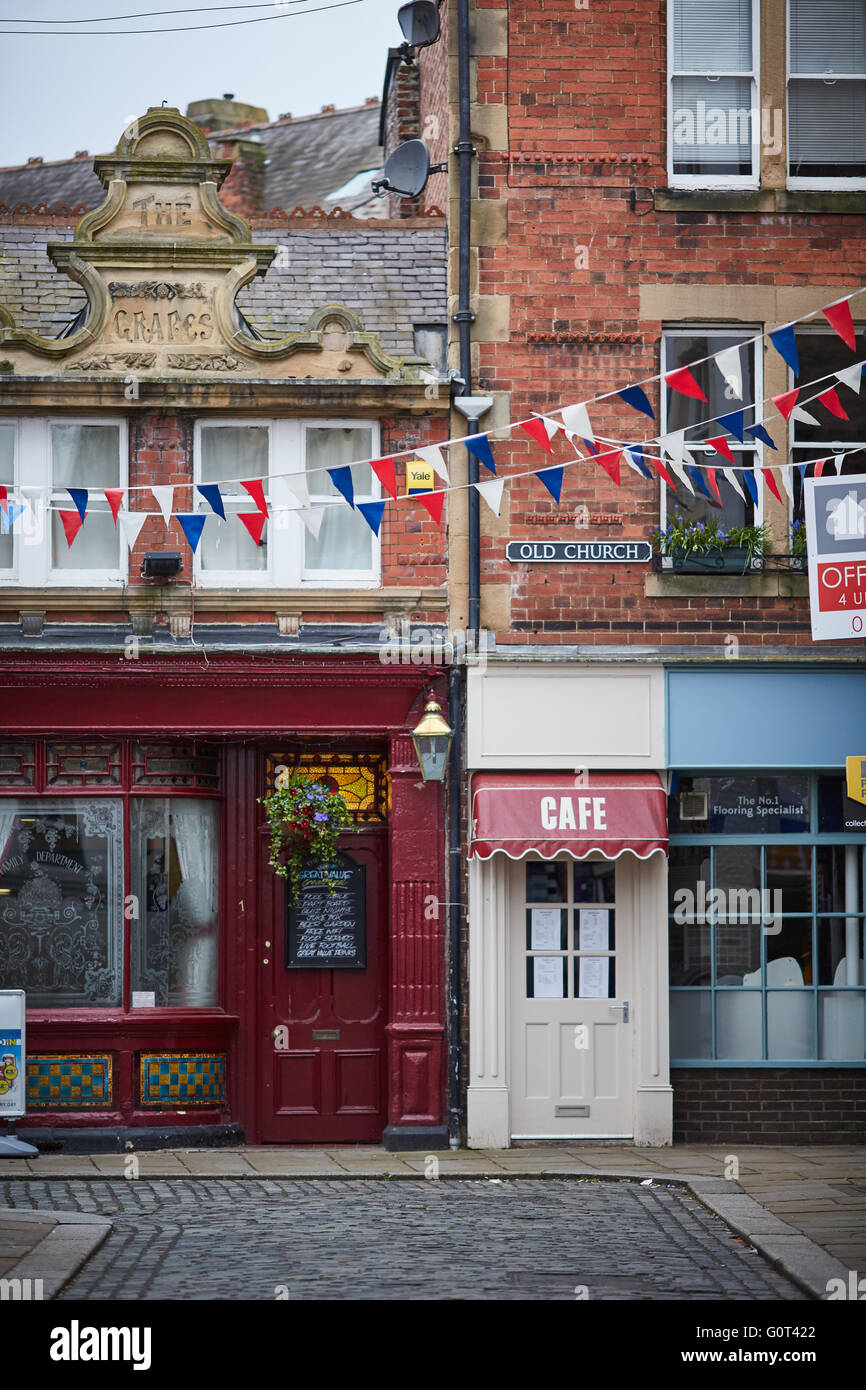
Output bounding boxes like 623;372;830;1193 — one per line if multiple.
0;0;400;167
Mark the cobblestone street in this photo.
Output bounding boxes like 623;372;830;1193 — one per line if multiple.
2;1178;805;1301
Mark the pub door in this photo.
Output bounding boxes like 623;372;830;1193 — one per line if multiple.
259;830;388;1143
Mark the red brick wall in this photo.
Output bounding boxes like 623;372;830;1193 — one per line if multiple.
672;1069;866;1143
418;3;449;216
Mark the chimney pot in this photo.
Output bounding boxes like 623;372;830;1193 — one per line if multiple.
223;92;235;100
26;156;43;165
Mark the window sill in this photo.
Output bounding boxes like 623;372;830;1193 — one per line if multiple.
0;585;448;614
645;572;808;599
655;188;866;215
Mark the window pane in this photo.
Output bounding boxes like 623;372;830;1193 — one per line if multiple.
767;844;812;914
665;336;755;434
818;774;866;832
793;335;866;448
0;425;13;571
790;0;866;75
818;915;864;986
573;862;615;902
525;861;566;902
670;990;712;1058
674;0;752;70
199;427;268;572
131;798;219;1007
305;427;374;572
819;991;865;1059
817;845;863;914
671;78;754;175
789;81;866;177
670;920;711;984
715;844;762;980
664;465;751;534
670;775;810;834
716;991;762;1058
669;844;710;914
0;799;123;1006
51;424;121;573
767;990;814;1058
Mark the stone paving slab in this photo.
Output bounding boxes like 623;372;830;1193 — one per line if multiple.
0;1210;111;1298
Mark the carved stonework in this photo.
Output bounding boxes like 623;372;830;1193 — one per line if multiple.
0;106;410;385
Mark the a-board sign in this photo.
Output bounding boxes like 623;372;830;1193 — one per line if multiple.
0;990;26;1119
506;540;652;563
285;851;366;969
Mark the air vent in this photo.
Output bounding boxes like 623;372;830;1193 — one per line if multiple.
679;791;708;821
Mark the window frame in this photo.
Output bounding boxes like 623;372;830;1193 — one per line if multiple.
669;769;866;1066
789;329;866;523
667;0;761;190
659;326;764;555
192;417;382;590
786;0;866;190
0;416;128;588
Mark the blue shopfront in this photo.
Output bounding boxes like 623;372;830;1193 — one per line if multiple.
666;666;866;1142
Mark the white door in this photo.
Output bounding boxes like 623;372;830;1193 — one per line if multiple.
509;853;634;1139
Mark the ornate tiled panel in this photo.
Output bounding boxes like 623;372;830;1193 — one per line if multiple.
26;1054;113;1108
139;1053;227;1107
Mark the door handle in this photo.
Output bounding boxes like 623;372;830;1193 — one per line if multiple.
608;1000;629;1023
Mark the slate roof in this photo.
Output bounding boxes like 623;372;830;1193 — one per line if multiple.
0;223;447;357
0;104;383;215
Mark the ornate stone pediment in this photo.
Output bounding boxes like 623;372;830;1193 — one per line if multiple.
0;108;408;383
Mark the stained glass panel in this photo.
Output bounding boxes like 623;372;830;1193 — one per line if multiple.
265;752;388;822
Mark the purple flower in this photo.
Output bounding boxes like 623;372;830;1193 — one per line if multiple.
314;812;328;822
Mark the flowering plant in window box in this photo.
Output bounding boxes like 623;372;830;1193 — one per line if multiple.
789;519;807;569
259;775;353;902
650;515;770;573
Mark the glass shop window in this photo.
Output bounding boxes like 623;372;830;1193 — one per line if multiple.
669;773;865;1063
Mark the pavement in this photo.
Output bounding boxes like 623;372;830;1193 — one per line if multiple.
0;1143;863;1300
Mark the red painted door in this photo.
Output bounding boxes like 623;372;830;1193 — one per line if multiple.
259;830;388;1143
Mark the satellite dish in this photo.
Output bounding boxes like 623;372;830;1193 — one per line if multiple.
376;138;431;198
398;0;440;50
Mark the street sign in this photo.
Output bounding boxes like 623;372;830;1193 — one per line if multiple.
506;540;652;563
803;473;866;641
0;990;26;1119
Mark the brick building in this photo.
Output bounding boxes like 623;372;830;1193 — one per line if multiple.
404;0;866;1144
0;104;453;1149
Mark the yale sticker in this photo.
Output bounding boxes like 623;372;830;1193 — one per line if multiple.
406;462;435;496
845;756;866;807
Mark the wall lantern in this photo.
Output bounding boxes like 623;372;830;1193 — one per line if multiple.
411;695;453;782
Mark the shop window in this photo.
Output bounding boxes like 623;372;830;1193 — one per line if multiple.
0;741;222;1012
668;0;759;187
659;330;761;557
788;0;866;186
791;332;866;522
669;773;866;1062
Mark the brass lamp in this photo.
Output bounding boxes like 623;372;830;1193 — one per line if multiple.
411;696;452;782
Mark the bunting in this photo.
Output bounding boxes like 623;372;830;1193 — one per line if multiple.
714;345;743;400
152;486;174;525
59;510;84;546
358;499;386;536
119;511;147;550
664;366;707;402
417;490;446;524
465;433;497;475
535;465;564;502
769;325;799;375
474;477;505;516
327;467;355;509
240;479;268;515
177;513;206;554
197;484;225;520
105;488;125;523
67;488;88;523
520;418;555;454
238;511;267;546
823;298;856;351
618;385;655;420
371;456;398;501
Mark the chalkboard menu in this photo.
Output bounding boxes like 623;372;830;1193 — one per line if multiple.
285;852;366;969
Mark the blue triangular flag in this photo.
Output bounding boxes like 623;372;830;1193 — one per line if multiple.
687;466;714;502
327;466;355;508
627;445;654;479
1;503;25;534
716;410;745;442
797;463;806;485
535;466;563;502
745;423;777;450
67;487;88;522
618;384;655;420
177;513;206;554
769;325;799;376
197;484;225;520
465;433;497;474
741;469;759;505
358;499;386;536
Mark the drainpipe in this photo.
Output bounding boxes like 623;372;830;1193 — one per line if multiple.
454;0;478;633
447;660;463;1147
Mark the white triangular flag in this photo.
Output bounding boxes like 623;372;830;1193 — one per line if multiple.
667;459;695;494
657;429;686;464
282;472;310;509
151;486;173;525
723;467;746;501
791;407;820;426
297;506;324;539
536;414;562;441
834;453;845;475
415;444;450;485
270;477;301;512
779;466;794;500
561;403;593;441
835;363;864;395
119;511;147;550
714;345;743;400
474;477;505;517
623;449;644;476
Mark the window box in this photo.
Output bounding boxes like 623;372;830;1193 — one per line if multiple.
654;547;760;574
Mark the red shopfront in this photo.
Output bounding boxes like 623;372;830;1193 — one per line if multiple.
0;653;448;1150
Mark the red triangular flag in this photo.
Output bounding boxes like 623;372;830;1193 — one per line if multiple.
817;386;849;420
652;456;678;489
241;479;268;515
704;467;722;503
772;388;800;420
595;448;621;487
238;511;267;545
664;367;707;402
59;509;84;546
813;460;825;478
761;468;783;503
104;488;125;524
520;419;555;455
823;299;856;351
707;435;735;465
0;484;7;515
371;456;398;501
417;490;445;524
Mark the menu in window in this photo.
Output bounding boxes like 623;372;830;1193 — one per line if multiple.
530;908;561;950
533;957;564;999
579;957;609;999
579;908;609;951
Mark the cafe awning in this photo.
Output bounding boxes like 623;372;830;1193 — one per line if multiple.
469;772;668;862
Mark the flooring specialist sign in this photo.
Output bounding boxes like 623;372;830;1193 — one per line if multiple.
506;540;652;563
